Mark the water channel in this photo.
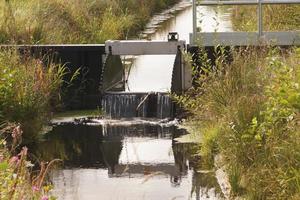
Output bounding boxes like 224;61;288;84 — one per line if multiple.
32;1;232;199
126;1;232;92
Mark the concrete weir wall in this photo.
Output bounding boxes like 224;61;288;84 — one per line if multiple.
102;92;175;119
3;45;106;109
0;44;233;112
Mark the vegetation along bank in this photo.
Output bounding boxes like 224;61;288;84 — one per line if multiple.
0;0;180;199
177;4;300;199
0;0;180;44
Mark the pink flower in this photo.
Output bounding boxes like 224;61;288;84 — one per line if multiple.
41;196;49;200
18;147;28;157
9;156;19;165
32;185;39;192
21;147;28;156
12;126;23;138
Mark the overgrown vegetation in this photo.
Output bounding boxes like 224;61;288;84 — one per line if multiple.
1;123;58;200
0;50;67;140
0;50;66;199
231;4;300;31
0;1;181;199
176;3;300;199
176;47;300;199
0;0;179;44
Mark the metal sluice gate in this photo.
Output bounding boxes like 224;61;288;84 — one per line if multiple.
100;33;192;95
99;33;193;118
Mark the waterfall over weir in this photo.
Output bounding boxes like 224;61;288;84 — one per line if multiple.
102;92;174;119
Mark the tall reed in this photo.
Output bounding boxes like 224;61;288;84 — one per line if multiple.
0;0;179;44
231;4;300;31
0;49;66;140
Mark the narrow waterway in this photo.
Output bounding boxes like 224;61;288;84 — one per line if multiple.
126;1;232;92
33;1;233;199
32;122;223;200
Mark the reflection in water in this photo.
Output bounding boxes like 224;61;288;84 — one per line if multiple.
32;123;223;200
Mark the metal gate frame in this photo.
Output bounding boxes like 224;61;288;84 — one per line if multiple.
191;0;300;46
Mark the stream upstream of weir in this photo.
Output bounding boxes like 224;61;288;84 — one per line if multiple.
32;1;232;199
126;0;232;92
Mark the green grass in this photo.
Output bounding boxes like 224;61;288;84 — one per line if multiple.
53;109;102;119
231;5;300;31
0;0;179;44
0;124;58;200
0;1;181;199
177;47;300;199
179;4;300;199
0;49;66;140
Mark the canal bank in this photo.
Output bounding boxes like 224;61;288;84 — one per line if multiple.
30;1;235;199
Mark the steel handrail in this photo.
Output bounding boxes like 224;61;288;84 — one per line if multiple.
192;0;300;44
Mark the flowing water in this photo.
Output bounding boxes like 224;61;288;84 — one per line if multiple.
102;93;173;119
33;1;233;199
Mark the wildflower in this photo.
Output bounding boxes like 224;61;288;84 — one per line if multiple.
12;125;23;138
9;156;19;166
41;195;49;200
32;185;39;192
21;146;28;156
0;154;4;162
25;160;35;167
43;185;51;193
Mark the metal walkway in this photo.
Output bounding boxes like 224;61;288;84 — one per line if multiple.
191;0;300;46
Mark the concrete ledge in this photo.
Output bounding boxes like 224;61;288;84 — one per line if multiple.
198;0;300;6
0;44;106;52
190;31;300;46
105;40;185;55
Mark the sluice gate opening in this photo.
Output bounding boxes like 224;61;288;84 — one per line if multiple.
100;34;191;118
101;92;174;119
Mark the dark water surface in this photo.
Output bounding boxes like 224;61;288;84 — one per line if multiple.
32;122;223;200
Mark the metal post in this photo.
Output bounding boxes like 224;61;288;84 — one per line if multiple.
181;51;185;93
257;0;263;37
192;0;197;44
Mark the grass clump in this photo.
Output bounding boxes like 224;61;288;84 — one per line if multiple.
0;0;179;44
0;48;64;199
176;47;300;199
0;49;66;140
231;5;300;31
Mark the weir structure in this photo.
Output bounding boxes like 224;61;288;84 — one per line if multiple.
1;0;299;112
100;34;190;118
102;37;189;93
